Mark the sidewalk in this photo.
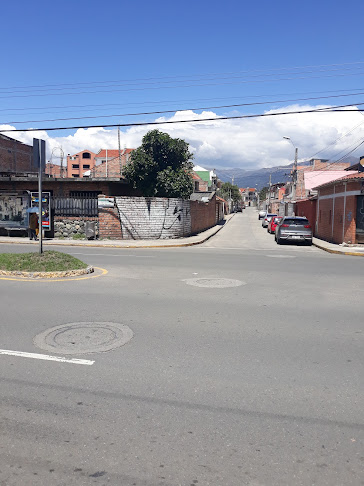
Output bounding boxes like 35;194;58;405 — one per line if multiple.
313;237;364;257
0;215;234;249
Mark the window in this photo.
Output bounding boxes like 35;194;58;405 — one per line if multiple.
72;174;78;178
72;164;79;169
194;181;199;191
83;164;90;169
82;152;91;159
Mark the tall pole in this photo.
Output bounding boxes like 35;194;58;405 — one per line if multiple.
118;126;122;176
106;148;108;177
33;139;45;255
267;174;272;212
292;147;298;201
38;160;43;254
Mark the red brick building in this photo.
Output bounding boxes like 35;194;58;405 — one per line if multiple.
0;134;34;174
314;172;364;244
92;149;134;178
66;150;97;178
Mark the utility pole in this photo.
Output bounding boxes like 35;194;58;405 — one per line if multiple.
283;136;298;202
118;126;122;176
33;139;45;255
292;147;298;201
267;174;272;212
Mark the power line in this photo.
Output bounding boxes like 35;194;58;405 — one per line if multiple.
1;87;363;114
1;71;364;100
2;61;364;92
3;93;364;125
0;103;363;134
334;140;364;162
2;65;364;95
307;119;364;159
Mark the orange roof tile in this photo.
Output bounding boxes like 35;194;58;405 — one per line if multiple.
95;149;134;158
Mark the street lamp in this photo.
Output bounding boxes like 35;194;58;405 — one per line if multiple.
283;136;298;201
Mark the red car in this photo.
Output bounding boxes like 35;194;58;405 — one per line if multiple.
268;216;282;234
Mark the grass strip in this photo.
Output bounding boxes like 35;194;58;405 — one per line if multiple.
0;251;88;272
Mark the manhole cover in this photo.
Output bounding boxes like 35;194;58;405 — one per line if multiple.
34;322;133;355
183;278;246;288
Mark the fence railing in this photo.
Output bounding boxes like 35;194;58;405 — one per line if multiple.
52;196;98;217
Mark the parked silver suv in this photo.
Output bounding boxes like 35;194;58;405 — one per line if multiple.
262;213;277;228
275;216;313;245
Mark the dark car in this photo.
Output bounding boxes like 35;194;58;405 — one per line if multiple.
275;216;313;245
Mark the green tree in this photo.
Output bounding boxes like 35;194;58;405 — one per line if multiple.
123;130;194;198
218;182;242;203
259;186;268;202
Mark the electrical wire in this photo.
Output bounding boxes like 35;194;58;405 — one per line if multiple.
306;120;364;159
3;93;364;125
1;60;363;91
0;103;362;134
1;72;364;100
2;66;364;95
1;87;363;115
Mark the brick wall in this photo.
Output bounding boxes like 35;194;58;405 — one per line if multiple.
0;178;135;197
99;207;123;239
295;199;317;230
0;135;34;173
190;198;217;234
93;155;128;178
316;181;360;244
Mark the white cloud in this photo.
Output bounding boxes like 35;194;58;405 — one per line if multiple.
1;104;363;169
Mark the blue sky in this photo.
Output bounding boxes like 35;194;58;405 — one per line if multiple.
1;0;364;169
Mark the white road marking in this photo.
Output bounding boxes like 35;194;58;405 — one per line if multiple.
0;349;94;366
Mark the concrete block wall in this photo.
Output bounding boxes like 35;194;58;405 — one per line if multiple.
115;196;191;240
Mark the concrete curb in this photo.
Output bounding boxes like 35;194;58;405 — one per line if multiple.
313;241;364;257
0;265;94;279
0;216;234;250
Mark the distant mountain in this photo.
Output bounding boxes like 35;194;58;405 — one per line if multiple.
214;157;359;190
215;165;292;190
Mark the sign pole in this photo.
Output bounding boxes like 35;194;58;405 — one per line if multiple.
38;158;43;254
33;139;45;255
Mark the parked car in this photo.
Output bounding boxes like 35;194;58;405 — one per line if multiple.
275;216;313;245
267;216;282;234
262;213;277;228
258;210;266;220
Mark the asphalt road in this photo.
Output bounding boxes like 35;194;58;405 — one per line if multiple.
0;208;363;486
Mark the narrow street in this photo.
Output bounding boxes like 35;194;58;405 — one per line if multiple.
0;208;363;486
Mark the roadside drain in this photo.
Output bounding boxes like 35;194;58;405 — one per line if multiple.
34;322;133;355
183;278;246;288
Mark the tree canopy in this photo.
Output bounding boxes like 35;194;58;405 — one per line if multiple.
123;130;194;198
218;182;242;203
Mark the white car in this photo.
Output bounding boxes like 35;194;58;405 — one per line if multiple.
258;210;266;220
